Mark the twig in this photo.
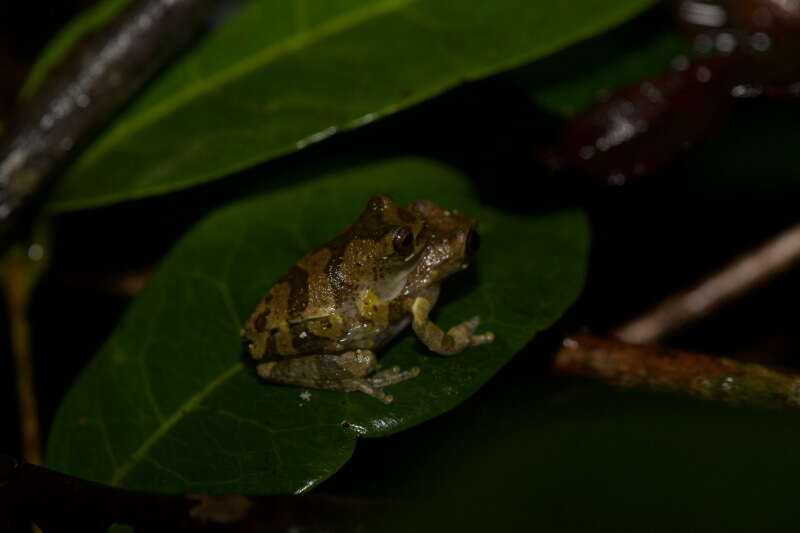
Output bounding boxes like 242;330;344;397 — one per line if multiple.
2;242;48;465
5;270;39;465
555;333;800;409
0;455;387;532
614;222;800;345
555;223;800;408
55;266;154;297
0;0;221;249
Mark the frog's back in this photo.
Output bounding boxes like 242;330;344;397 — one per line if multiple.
242;193;423;360
252;245;338;319
243;245;355;359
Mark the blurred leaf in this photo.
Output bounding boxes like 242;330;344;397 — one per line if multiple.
668;100;800;202
508;11;685;117
46;0;656;212
46;157;588;494
19;0;132;100
352;380;800;532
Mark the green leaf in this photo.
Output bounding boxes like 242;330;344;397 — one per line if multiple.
668;100;800;202
46;157;589;494
46;0;656;212
358;382;800;532
19;0;132;100
107;525;134;533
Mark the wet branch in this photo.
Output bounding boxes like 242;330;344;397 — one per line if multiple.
1;237;49;465
0;0;221;249
556;334;800;409
54;266;154;297
555;222;800;408
0;455;384;532
4;260;40;465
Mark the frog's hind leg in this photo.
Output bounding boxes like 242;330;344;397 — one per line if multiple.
411;296;494;356
368;365;420;388
256;350;419;404
350;364;420;404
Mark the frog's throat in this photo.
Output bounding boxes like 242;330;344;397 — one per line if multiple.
374;251;426;302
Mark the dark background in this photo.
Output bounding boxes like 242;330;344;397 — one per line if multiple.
4;2;800;529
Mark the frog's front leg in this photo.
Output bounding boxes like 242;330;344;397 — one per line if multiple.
411;296;494;356
256;350;419;403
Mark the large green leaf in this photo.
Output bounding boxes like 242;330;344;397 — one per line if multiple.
45;0;656;212
351;381;800;532
667;100;800;202
46;158;589;494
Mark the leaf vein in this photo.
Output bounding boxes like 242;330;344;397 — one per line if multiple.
97;418;119;470
108;362;244;486
144;456;192;485
71;0;416;175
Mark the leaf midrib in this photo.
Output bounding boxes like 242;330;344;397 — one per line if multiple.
71;0;416;174
109;362;244;486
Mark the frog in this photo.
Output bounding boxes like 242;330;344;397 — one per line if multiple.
240;194;494;403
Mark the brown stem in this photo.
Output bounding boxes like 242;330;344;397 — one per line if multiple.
0;455;386;532
555;333;800;408
0;0;221;250
54;266;153;297
2;246;43;465
614;223;800;345
7;298;40;466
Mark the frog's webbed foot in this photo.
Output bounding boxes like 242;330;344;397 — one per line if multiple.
335;364;420;404
368;365;420;388
348;368;418;403
411;296;495;356
256;350;420;404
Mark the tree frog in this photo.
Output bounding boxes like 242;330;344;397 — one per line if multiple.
241;194;493;403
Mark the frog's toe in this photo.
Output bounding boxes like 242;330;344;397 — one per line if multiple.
463;315;481;332
345;366;420;402
368;366;421;388
349;380;391;403
472;330;495;345
460;316;493;346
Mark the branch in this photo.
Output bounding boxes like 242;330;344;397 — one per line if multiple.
614;223;800;345
0;0;221;249
54;266;153;297
555;333;800;409
0;455;385;532
1;232;49;465
4;251;40;465
553;222;800;408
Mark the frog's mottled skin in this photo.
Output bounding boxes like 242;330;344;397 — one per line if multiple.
241;194;493;403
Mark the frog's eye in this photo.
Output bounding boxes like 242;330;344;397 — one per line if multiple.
465;229;480;255
393;227;414;255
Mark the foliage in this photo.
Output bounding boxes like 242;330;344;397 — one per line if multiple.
41;0;655;211
7;0;797;529
46;159;588;493
24;0;677;495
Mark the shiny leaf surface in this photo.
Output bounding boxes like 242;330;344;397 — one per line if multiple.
45;0;656;211
365;381;800;532
46;158;588;493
